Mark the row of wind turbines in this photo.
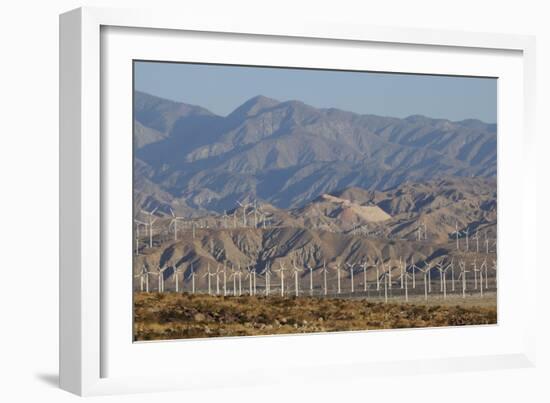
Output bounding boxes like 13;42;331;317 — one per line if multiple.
134;200;274;254
135;250;497;303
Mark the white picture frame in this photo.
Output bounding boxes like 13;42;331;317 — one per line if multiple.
59;6;537;396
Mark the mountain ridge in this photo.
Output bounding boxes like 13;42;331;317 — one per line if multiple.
133;91;497;214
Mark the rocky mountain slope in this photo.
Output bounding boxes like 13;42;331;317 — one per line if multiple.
134;91;497;215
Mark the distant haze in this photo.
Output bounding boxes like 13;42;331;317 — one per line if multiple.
134;61;497;123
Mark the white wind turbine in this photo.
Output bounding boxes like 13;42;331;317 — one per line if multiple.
480;258;489;290
416;225;423;241
321;260;329;296
418;263;432;301
457;260;469;298
410;259;420;289
202;263;216;295
222;262;228;296
229;264;238;296
451;221;461;251
387;259;393;290
472;259;479;290
236;200;252;227
134;219;147;238
245;265;255;295
263;263;273;296
463;227;470;252
134;264;149;292
141;207;158;248
173;263;185;293
291;260;303;297
134;219;148;255
472;230;480;253
374;257;382;291
273;263;288;297
214;265;221;295
188;263;196;294
346;263;355;293
361;259;369;293
238;265;244;296
379;271;390;303
306;263;314;296
435;261;445;293
399;257;404;289
435;260;451;299
169;208;185;241
447;258;456;292
222;210;228;229
398;260;413;302
334;262;342;294
153;265;169;292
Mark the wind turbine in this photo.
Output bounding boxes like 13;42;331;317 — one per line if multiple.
472;259;479;290
375;257;381;291
222;261;228;296
141;207;158;248
321;260;329;296
398;261;413;302
245;265;254;295
263;262;273;296
236;200;252;227
229;264;238;296
361;259;369;293
435;260;451;299
472;230;480;253
435;261;445;293
399;257;404;289
463;227;470;252
447;258;456;292
202;263;216;295
345;263;355;293
214;265;221;295
335;262;342;294
306;263;314;296
273;263;288;297
134;219;148;255
134;219;147;238
134;264;149;292
291;260;303;297
480;258;489;290
457;260;469;298
174;263;185;293
237;264;243;296
169;208;185;241
418;263;432;301
188;263;196;294
154;265;169;292
379;271;390;303
222;210;228;228
410;259;420;289
451;221;461;251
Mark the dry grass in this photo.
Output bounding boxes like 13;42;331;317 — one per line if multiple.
133;292;496;341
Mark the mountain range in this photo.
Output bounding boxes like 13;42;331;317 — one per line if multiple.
134;91;497;216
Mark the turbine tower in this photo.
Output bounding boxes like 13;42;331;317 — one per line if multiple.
346;263;355;293
321;260;329;296
141;207;158;248
451;221;460;251
273;263;287;297
169;208;185;241
457;260;469;298
291;260;303;297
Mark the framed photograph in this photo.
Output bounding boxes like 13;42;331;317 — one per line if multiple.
60;7;536;396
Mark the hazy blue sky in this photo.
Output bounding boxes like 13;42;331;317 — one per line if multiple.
134;61;497;123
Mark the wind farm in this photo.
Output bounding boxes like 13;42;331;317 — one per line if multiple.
132;65;497;341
